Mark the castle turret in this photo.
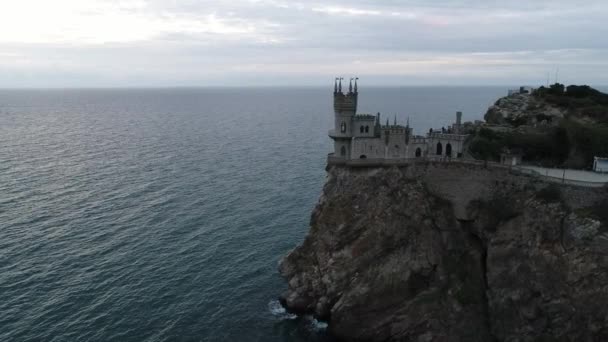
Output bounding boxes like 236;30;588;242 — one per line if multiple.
330;77;359;159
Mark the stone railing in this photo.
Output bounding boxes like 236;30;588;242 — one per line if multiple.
512;167;608;188
327;154;608;188
427;132;468;140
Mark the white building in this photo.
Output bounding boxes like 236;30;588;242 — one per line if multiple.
329;79;469;161
593;157;608;173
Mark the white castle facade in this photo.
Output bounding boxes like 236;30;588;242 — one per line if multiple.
329;79;468;161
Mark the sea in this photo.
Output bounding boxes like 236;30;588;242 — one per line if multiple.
0;86;511;341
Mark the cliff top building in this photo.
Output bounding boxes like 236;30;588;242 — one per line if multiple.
328;78;469;161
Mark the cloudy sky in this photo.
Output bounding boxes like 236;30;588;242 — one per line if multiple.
1;0;607;87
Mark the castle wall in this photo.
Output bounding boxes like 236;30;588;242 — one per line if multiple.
407;140;428;158
426;133;467;158
385;132;407;158
352;117;377;138
334;140;352;159
352;137;384;159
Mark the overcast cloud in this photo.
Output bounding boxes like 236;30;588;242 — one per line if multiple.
1;0;607;87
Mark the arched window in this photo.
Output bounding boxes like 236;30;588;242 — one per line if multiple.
340;146;346;156
446;143;452;157
360;126;364;133
436;142;443;155
365;126;369;133
341;122;346;133
415;148;422;157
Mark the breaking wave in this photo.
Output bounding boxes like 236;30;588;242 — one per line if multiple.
268;299;297;320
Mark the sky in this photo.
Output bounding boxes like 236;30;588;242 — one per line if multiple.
0;0;607;87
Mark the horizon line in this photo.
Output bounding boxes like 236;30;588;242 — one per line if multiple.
3;84;602;91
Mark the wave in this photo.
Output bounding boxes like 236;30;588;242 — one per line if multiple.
267;299;297;320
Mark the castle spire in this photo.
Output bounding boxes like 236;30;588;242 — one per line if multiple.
338;77;343;93
406;116;410;128
354;77;358;93
334;78;338;93
394;114;397;126
386;118;389;127
349;78;353;93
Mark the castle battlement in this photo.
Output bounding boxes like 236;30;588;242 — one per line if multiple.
329;79;469;160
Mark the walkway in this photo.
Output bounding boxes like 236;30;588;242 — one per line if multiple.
516;166;608;187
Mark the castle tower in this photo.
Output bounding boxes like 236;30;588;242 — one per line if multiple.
455;111;463;134
330;77;358;158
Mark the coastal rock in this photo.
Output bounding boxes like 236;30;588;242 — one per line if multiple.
279;164;608;341
484;93;566;126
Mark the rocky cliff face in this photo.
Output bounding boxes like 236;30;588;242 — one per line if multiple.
279;164;608;341
484;93;566;126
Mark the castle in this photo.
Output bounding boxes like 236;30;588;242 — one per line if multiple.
329;78;468;161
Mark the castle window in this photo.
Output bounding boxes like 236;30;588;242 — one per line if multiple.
446;143;452;157
341;122;346;133
415;148;422;157
340;146;346;156
436;142;443;155
360;126;364;133
365;126;369;133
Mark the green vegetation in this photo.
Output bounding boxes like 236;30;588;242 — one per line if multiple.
534;84;608;124
469;119;608;168
575;197;608;232
469;127;569;165
471;84;608;167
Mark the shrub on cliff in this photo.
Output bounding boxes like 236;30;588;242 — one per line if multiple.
561;119;608;168
468;128;569;165
534;84;608;123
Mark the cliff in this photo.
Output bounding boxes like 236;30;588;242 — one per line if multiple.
484;84;608;126
279;163;608;341
484;93;566;127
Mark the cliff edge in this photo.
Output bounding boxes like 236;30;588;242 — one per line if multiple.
279;163;608;341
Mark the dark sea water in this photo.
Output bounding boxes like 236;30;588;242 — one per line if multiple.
0;86;509;341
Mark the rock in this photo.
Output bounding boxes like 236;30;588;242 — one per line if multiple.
483;93;566;126
279;164;608;341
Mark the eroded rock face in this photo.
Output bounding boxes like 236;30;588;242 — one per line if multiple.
484;93;566;126
279;164;608;341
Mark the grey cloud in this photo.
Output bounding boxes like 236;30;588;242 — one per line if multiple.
0;0;607;87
